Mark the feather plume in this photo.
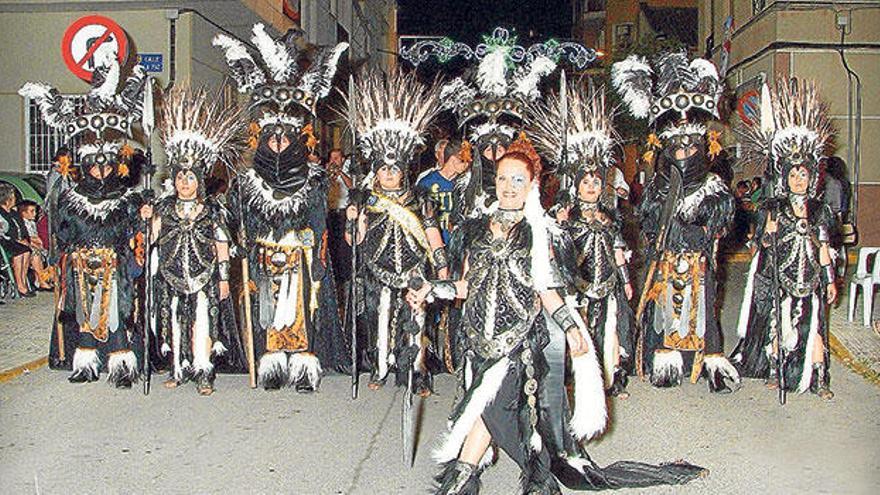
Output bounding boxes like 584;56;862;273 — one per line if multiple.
251;23;294;82
212;33;267;92
338;69;442;167
476;49;509;98
526;81;617;176
298;42;348;99
512;55;556;101
160;84;247;171
611;55;653;119
18;82;74;129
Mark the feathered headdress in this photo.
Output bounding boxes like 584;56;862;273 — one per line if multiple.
213;24;348;122
19;51;148;176
340;69;442;174
527;82;616;177
612;49;721;125
160;85;247;175
738;79;833;198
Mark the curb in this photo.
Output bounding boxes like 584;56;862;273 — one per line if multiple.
0;356;48;384
828;333;880;387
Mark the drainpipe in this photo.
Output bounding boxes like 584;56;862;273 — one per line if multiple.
165;9;179;90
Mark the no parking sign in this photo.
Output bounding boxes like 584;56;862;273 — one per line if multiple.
61;15;129;82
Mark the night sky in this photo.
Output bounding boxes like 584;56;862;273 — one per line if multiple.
396;0;574;45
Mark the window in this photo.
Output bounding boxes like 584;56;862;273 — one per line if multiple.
614;23;634;51
23;95;84;174
752;0;767;15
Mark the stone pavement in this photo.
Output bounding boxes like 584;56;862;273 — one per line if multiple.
0;291;52;378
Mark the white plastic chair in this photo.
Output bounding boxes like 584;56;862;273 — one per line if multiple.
848;247;880;327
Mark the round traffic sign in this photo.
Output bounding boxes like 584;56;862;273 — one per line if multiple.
737;89;761;127
61;15;129;82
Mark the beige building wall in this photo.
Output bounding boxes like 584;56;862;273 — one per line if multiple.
699;1;880;244
0;0;397;173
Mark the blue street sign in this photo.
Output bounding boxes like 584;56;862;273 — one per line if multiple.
137;53;163;72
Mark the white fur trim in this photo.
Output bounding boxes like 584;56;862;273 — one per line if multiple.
797;294;821;393
191;291;212;372
736;252;761;338
434;358;511;462
602;295;618;388
530;430;543;452
257;351;289;387
107;351;138;383
677;173;727;223
659;122;707;140
376;287;392;381
651;350;683;386
212;342;227;355
524;184;554;292
703;355;740;384
288;352;322;389
565;296;608;440
72;348;100;376
257;113;303;130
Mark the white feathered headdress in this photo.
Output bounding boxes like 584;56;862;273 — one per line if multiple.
340;69;442;174
611;49;722;125
738;78;833;198
160;85;247;174
213;23;348;118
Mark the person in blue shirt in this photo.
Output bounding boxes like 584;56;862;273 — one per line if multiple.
416;139;471;243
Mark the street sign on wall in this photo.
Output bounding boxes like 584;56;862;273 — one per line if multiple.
61;15;129;82
137;53;163;73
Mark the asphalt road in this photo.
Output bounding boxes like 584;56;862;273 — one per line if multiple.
1;266;879;494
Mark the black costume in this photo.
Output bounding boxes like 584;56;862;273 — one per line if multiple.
20;54;148;387
343;69;446;392
732;80;837;398
612;51;738;393
214;23;348;390
151;86;246;392
528;84;636;398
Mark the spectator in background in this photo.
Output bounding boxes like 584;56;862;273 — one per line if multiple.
823;156;849;222
18;200;52;290
415;138;449;185
326;148;353;289
750;177;763;204
610;166;630;209
0;184;33;297
416;139;471;243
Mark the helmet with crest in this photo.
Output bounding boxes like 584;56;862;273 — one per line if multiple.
19;51;148;198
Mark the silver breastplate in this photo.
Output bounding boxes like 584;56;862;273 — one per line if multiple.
462;230;539;360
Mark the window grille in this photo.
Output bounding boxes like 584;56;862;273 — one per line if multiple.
24;95;84;174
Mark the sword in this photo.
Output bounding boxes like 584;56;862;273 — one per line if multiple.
635;160;682;378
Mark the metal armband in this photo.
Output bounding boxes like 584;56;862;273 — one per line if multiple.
218;260;230;282
817;225;830;243
551;305;576;333
617;264;631;285
822;263;835;285
433;248;448;271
